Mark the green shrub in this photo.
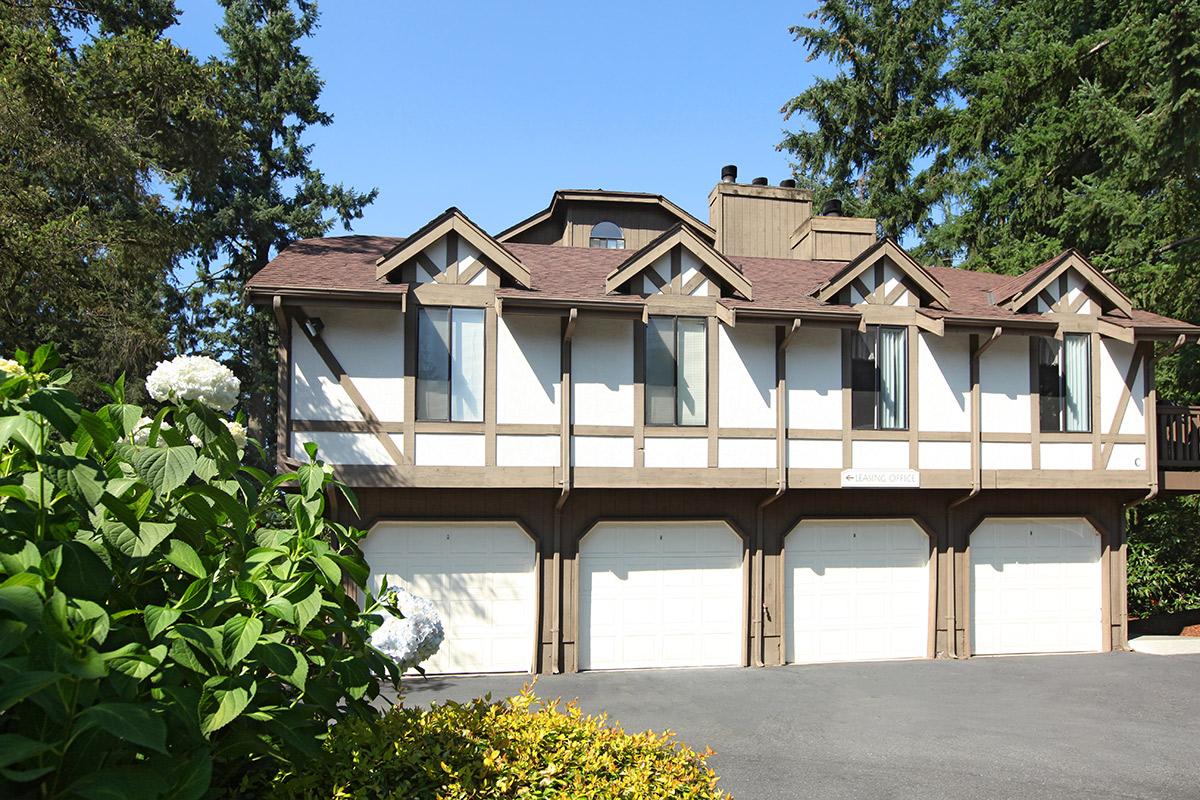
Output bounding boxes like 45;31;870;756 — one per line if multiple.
265;687;731;800
0;347;399;798
1128;496;1200;616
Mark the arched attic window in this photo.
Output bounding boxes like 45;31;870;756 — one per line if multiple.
589;221;625;249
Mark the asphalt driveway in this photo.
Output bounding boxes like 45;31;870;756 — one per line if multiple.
397;652;1200;800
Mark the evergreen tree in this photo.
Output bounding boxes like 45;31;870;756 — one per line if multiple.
181;0;376;456
0;0;224;400
778;0;956;244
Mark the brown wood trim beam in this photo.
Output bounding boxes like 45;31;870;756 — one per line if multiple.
1101;342;1148;468
273;296;292;465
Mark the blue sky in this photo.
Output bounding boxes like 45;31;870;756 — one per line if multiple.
170;1;826;238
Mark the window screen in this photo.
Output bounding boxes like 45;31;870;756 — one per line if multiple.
645;316;707;426
417;306;484;422
847;326;907;430
1037;334;1090;433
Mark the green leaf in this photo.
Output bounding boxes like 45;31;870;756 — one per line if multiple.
289;582;322;634
56;541;111;602
312;554;341;585
77;409;116;453
28;387;81;438
255;642;308;692
174;578;212;613
0;415;41;452
201;679;255;735
0;733;53;769
297;462;324;499
75;703;167;754
0;671;63;712
220;615;263;668
106;644;167;681
67;766;168;800
145;605;181;640
133;446;197;495
166;748;212;800
0;585;42;626
164;539;207;578
103;519;175;559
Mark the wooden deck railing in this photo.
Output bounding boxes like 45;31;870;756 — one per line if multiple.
1158;406;1200;469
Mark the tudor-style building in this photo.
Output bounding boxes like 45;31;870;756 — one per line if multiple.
247;169;1200;675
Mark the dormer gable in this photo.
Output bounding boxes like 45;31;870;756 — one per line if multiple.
815;239;950;309
993;250;1133;318
604;224;753;300
375;208;531;288
496;190;716;249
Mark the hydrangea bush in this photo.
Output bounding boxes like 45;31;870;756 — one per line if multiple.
0;348;401;798
369;587;445;673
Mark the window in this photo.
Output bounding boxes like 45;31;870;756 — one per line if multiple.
645;316;707;426
589;221;625;249
1036;334;1090;433
416;306;484;421
846;326;907;430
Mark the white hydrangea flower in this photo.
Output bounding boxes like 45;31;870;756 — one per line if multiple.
145;355;240;412
224;420;247;450
130;416;172;446
0;359;25;378
369;586;445;672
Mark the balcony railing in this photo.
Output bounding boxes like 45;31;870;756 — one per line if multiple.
1158;406;1200;469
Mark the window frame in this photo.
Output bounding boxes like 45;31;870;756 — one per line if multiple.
845;325;909;431
415;305;486;423
588;220;625;250
644;315;708;428
1035;333;1092;434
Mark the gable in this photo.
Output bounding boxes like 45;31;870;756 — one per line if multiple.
604;224;752;300
497;190;716;246
1001;251;1133;318
816;239;950;308
376;208;530;288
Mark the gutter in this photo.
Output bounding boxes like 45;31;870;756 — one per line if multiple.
751;319;800;667
945;326;1002;658
551;308;578;674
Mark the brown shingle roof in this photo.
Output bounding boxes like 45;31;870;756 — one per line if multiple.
246;237;1196;333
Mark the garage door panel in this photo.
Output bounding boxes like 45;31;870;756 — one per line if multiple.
579;522;743;670
970;518;1101;655
362;522;536;674
786;520;931;664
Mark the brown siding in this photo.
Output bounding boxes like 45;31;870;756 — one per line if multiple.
342;487;1138;674
563;204;682;250
709;185;813;259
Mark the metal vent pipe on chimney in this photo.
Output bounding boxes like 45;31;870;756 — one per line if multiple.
751;177;769;186
821;197;844;217
779;179;797;188
721;164;738;183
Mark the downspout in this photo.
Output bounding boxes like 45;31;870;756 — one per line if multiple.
945;326;1002;658
551;309;578;674
753;320;800;667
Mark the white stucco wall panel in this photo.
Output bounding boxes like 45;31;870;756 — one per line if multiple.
415;433;486;466
1107;443;1146;471
980;337;1031;433
290;306;405;422
572;318;634;427
851;440;909;469
644;437;708;468
291;431;400;466
918;333;970;432
918;441;971;471
1040;442;1093;471
981;442;1032;470
719;323;776;429
787;439;843;469
496;314;561;425
496;435;560;467
1100;339;1145;436
718;438;776;468
786;328;842;430
572;436;634;468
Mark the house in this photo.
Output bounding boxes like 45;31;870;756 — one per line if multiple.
246;167;1200;675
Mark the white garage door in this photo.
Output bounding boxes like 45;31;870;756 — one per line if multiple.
971;518;1102;655
362;521;537;674
579;521;743;670
786;519;931;664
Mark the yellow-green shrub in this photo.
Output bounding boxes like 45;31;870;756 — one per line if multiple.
265;687;732;799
